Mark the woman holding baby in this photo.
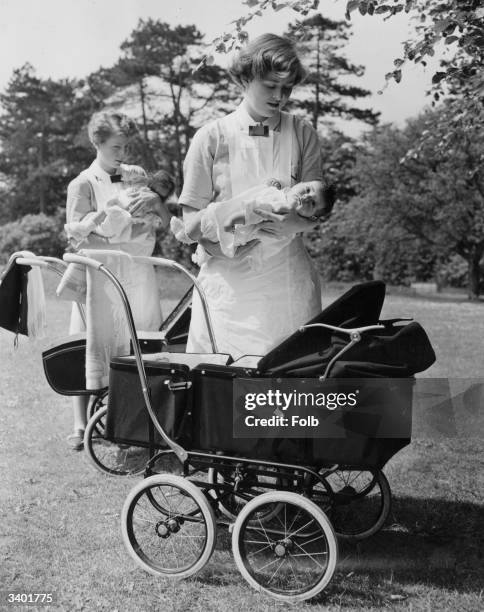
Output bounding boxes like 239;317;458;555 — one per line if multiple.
178;34;326;360
64;111;172;450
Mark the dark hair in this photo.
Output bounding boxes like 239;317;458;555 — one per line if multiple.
148;170;175;201
229;34;307;88
87;111;138;146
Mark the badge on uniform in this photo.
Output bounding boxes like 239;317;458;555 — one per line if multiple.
249;124;269;137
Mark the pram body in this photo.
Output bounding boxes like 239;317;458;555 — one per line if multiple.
105;280;432;469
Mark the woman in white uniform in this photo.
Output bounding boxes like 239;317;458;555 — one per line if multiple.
179;34;323;360
65;111;170;449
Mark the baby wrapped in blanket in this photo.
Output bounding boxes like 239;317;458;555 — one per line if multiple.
171;179;333;268
65;167;174;247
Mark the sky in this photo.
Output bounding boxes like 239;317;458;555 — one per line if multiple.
0;0;444;136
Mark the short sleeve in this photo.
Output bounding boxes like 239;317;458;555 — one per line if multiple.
297;120;323;183
66;177;94;223
178;125;215;210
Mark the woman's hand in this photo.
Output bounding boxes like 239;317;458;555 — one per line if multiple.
129;189;171;228
255;208;317;238
128;188;161;217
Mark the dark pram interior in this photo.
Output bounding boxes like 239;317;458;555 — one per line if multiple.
105;281;436;469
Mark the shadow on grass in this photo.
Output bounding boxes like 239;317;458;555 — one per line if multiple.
208;494;483;605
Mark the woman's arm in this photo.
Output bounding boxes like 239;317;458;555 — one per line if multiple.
182;204;259;258
65;178;109;248
182;205;206;242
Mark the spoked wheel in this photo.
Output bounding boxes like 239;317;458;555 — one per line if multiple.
208;466;283;522
86;388;108;422
121;474;217;579
83;406;149;476
312;469;391;541
232;491;338;602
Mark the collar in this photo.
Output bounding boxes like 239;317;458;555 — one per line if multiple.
90;159;118;182
235;100;282;132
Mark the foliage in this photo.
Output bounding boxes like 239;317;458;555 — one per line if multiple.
285;14;379;129
213;1;484;100
0;64;101;222
106;20;238;188
0;212;66;264
153;225;195;271
353;110;484;298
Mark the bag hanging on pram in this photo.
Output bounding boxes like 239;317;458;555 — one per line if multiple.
0;254;29;336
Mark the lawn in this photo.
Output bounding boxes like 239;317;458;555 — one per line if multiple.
0;280;483;611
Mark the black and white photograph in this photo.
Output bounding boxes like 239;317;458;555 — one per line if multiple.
0;1;483;610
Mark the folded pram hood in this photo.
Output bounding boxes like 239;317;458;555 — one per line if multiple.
258;281;386;373
259;282;436;377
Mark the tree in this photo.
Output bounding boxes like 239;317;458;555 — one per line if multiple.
354;111;484;299
0;64;99;221
285;14;379;130
212;1;484;100
105;20;238;187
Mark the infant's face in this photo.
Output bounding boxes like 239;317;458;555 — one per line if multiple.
150;175;174;199
288;181;324;218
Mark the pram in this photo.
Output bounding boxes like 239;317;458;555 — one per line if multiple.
0;252;191;427
59;252;435;603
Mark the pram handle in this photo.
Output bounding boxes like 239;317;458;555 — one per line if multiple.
17;255;86;327
64;252;218;354
62;251;189;463
16;257;51;269
299;323;386;339
63;253;104;270
298;323;386;380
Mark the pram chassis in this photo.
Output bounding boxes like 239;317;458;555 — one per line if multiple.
64;252;402;601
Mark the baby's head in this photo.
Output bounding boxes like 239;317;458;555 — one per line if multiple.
148;170;175;202
289;180;335;220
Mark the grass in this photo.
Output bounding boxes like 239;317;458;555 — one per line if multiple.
1;280;483;611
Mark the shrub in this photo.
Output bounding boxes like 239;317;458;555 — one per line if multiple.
0;213;67;264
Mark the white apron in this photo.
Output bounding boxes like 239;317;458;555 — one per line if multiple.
187;106;321;359
69;161;161;339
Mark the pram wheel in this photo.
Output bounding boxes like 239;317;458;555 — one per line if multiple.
313;469;391;541
86;388;108;422
207;466;283;522
121;474;217;579
84;406;148;477
232;491;337;602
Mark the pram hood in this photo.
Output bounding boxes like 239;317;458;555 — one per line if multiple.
258;281;436;377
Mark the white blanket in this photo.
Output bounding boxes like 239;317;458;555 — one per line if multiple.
58;250;162;390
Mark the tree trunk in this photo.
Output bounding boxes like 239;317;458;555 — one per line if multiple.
467;253;481;300
312;29;321;131
138;78;153;169
38;131;46;214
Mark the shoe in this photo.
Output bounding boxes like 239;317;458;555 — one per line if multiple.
67;429;85;451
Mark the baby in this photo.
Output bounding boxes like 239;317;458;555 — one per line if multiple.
65;168;174;247
171;179;334;264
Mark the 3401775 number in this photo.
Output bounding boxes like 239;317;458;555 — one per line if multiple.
2;592;55;605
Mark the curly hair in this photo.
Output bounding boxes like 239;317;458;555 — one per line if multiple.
229;34;307;88
87;111;138;146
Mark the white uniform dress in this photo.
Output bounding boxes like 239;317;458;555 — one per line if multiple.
179;102;322;359
66;160;161;336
